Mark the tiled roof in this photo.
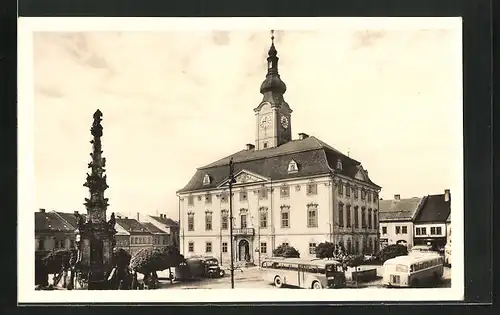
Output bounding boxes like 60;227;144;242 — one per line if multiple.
54;211;86;229
149;215;179;227
115;218;151;235
35;211;74;233
178;136;379;193
141;222;168;234
414;194;451;223
379;197;422;221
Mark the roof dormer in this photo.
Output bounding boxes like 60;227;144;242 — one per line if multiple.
203;174;211;186
287;159;299;173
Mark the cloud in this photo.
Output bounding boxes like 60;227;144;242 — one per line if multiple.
352;30;385;49
211;31;231;46
36;86;64;98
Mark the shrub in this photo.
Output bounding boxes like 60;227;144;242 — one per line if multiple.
343;254;365;267
41;249;77;274
272;244;300;258
375;244;408;263
130;245;186;274
315;242;335;259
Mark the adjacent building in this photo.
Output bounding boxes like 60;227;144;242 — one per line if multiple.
177;35;381;264
413;189;451;251
140;214;180;248
35;209;77;258
114;222;131;251
115;217;154;256
379;195;423;249
142;222;170;248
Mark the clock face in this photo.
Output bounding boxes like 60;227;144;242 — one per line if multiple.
260;115;271;130
280;115;289;129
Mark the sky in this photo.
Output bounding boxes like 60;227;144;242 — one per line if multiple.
32;25;462;221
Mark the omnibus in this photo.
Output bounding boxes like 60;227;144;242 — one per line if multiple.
382;254;444;287
260;258;346;289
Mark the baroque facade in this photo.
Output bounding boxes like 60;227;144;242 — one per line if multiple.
177;34;381;265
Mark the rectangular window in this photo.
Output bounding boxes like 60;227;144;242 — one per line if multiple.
361;208;366;228
338;204;344;228
239;191;248;201
416;227;421;235
346;184;350;197
309;243;317;254
361;190;366;200
205;193;212;204
220;192;228;203
354;188;358;199
402;226;408;234
188;215;194;231
205;242;212;253
368;210;372;229
260;242;267;254
338;184;343;196
373;211;378;229
188;242;194;252
259;188;268;200
346;205;351;228
260;212;268;228
281;212;290;228
354;207;359;228
222;242;228;253
368;192;372;202
421;227;427;235
436;227;442;235
280;186;290;198
241;214;247;228
307;209;317;228
221;212;228;230
205;213;212;231
396;226;401;234
382;226;387;234
307;183;317;195
188;195;194;206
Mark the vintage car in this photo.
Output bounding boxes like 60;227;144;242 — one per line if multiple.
174;256;225;281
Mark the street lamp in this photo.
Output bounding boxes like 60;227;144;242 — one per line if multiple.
228;158;236;289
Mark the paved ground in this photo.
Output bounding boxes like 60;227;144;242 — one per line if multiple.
154;266;452;290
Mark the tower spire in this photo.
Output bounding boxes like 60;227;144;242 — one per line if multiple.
260;29;286;95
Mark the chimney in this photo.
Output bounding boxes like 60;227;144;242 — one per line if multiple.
245;143;255;151
394;194;400;200
39;208;45;213
444;189;450;202
74;210;78;215
137;212;140;221
298;133;309;140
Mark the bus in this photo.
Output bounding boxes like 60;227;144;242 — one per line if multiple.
382;254;444;287
260;258;346;289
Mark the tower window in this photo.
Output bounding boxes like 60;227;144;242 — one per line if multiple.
263;142;268;148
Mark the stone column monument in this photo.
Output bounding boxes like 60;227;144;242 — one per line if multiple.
74;109;117;290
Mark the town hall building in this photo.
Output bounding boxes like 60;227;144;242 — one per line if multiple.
177;33;381;265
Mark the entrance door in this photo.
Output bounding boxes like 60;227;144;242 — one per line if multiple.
238;239;250;261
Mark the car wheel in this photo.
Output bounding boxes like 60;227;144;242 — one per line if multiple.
312;281;322;289
274;276;283;288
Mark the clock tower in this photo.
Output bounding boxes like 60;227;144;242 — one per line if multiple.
254;30;293;150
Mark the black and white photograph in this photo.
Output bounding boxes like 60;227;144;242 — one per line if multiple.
18;17;464;303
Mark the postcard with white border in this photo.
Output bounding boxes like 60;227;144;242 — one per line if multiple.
18;17;464;303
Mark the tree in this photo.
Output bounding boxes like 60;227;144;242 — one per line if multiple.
41;248;77;274
375;244;408;263
272;244;300;258
315;242;335;259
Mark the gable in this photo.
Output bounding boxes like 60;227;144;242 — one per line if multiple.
217;169;269;187
354;166;367;181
